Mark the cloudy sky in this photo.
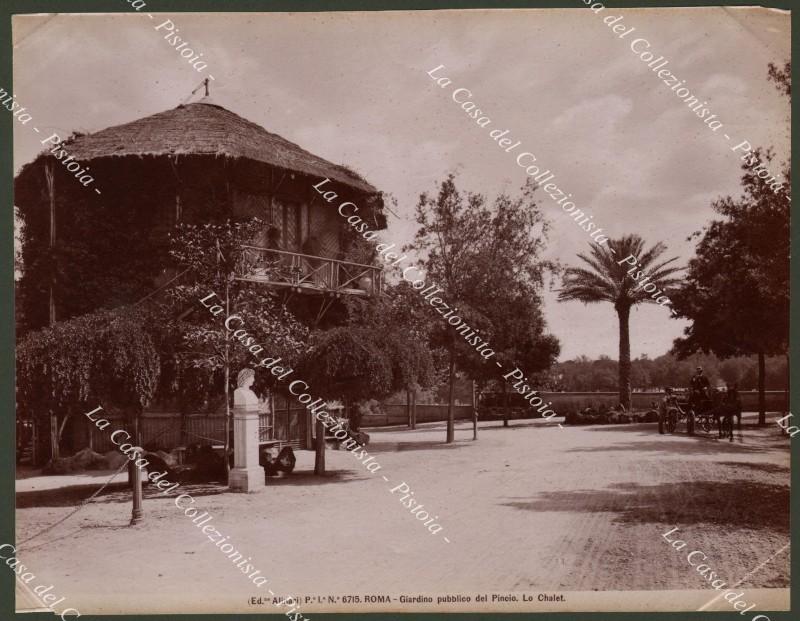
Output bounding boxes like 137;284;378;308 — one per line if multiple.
12;6;790;360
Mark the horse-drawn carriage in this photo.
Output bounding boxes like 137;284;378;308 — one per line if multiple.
657;387;741;441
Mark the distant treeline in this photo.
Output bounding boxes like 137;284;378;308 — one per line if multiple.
543;353;788;392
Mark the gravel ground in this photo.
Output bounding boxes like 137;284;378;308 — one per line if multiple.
15;412;790;614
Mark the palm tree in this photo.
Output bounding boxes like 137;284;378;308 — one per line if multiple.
558;235;682;409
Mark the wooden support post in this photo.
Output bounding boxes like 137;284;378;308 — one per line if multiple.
130;414;143;524
45;163;58;462
407;389;412;428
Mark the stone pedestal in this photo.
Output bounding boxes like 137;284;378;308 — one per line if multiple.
229;400;264;493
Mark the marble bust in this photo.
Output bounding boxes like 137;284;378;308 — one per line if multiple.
233;368;259;407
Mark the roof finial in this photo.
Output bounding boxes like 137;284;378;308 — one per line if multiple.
182;78;212;105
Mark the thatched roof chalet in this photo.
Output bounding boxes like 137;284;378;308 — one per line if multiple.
15;99;386;330
16;100;378;196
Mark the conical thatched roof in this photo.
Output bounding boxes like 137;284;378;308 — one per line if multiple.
27;101;378;195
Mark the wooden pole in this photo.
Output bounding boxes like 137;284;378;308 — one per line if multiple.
130;412;143;525
130;455;143;525
406;389;412;428
223;275;231;476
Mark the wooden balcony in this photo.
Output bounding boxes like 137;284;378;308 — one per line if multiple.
234;245;383;296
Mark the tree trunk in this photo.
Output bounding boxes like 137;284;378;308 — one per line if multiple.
502;381;509;427
411;389;417;430
57;411;71;443
471;380;478;440
757;351;766;426
49;411;59;461
31;422;40;467
314;417;326;474
616;304;632;411
54;411;73;457
446;350;456;443
46;163;56;326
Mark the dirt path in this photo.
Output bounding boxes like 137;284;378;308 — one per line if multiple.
15;413;790;613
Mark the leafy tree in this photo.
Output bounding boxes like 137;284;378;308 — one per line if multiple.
16;306;160;459
670;156;789;423
407;175;558;442
295;281;438;473
558;235;683;409
671;63;790;424
490;291;560;426
166;219;309;467
552;352;787;393
16;148;173;334
304;282;438;434
300;327;394;404
347;283;437;394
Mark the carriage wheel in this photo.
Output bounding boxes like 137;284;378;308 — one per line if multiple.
699;416;711;434
276;447;296;473
687;412;695;435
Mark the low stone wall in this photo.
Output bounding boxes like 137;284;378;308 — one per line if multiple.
362;404;473;427
540;391;787;414
360;391;788;428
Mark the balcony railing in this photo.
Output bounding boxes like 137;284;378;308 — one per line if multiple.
234;245;383;296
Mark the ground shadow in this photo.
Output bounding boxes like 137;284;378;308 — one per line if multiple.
367;440;472;453
265;469;367;486
471;421;552;432
16;480;231;508
16;469;371;507
716;461;790;475
103;481;229;503
16;481;133;508
565;423;656;433
567;434;776;456
501;479;789;533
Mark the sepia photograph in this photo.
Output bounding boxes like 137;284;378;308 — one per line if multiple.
5;1;793;618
